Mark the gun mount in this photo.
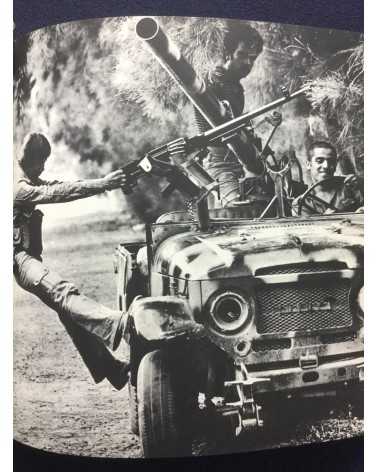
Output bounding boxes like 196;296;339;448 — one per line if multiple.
135;17;310;211
119;18;312;228
121;83;308;226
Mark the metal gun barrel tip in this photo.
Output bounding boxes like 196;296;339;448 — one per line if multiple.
135;17;159;40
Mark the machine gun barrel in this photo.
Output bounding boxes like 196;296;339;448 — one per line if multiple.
122;86;310;196
201;87;309;145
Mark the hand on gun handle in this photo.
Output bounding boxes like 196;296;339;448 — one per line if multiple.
120;161;144;194
167;139;188;166
102;169;128;190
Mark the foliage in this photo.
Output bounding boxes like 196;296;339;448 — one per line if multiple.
306;42;363;172
14;34;34;123
99;17;229;117
14;17;363;221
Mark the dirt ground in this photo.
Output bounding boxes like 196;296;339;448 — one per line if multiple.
13;213;363;459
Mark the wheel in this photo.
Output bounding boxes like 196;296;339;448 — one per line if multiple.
128;382;139;435
296;176;345;215
137;349;193;458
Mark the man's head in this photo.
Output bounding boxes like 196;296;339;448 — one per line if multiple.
19;133;51;180
223;22;263;80
307;141;337;184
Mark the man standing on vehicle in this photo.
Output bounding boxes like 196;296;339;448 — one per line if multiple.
292;141;363;215
14;132;131;390
193;21;266;208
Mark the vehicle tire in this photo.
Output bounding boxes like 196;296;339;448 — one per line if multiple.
137;349;192;458
128;382;139;435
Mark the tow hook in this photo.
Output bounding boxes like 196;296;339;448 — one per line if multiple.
223;363;270;434
198;364;271;436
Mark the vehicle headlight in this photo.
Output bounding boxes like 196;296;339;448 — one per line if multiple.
208;290;253;334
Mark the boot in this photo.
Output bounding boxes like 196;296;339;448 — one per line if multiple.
106;358;130;390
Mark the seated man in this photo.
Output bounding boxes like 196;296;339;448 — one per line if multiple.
292;141;363;215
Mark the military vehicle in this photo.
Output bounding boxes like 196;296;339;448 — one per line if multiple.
113;18;364;457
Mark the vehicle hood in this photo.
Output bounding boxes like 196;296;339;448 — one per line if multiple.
152;215;363;280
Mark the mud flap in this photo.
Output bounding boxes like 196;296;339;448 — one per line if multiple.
129;296;204;342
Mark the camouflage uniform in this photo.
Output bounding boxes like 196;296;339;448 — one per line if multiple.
13;166;126;384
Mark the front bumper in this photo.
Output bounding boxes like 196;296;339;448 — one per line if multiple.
247;355;364;395
212;355;364;434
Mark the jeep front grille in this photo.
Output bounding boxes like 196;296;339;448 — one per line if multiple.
255;261;347;276
256;281;353;334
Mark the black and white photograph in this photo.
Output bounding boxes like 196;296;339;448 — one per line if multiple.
13;15;364;459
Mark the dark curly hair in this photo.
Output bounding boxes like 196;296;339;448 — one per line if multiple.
19;133;51;169
307;141;337;162
223;20;263;57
